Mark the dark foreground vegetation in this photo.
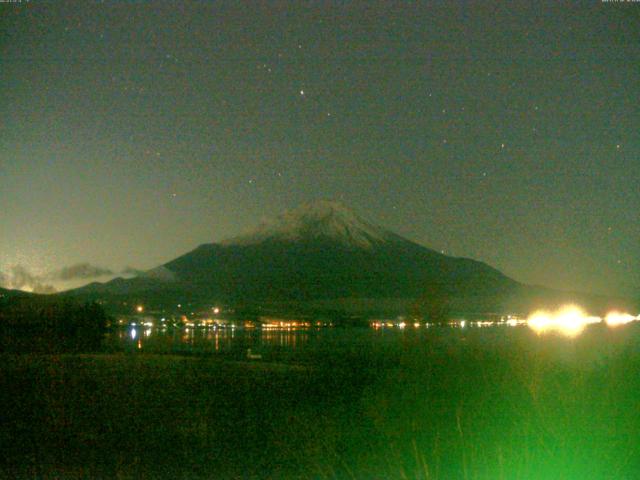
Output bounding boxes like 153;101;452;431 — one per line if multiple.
0;296;108;353
2;325;640;479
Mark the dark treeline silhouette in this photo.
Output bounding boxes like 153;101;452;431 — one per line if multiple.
0;296;108;353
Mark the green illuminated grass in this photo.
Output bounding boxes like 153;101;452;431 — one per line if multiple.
1;325;640;479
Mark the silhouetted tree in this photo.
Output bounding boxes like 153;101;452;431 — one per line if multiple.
0;298;109;352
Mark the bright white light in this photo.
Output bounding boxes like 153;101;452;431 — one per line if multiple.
213;307;220;314
476;321;493;327
130;328;137;340
605;311;637;327
459;320;466;328
527;305;601;337
398;322;406;329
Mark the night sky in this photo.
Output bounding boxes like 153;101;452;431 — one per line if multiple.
1;1;638;296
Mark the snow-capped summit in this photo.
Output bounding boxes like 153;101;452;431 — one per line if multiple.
222;200;394;249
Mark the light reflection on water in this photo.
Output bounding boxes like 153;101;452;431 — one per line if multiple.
105;318;640;366
108;326;314;356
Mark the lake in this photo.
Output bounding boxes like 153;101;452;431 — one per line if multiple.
105;320;640;367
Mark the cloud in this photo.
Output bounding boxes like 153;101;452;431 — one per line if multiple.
32;284;58;294
54;263;114;281
0;265;57;294
121;266;144;277
0;262;115;293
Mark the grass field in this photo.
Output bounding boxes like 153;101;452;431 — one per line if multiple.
2;325;640;479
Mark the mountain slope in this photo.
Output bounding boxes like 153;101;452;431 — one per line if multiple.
0;287;35;300
162;200;516;302
64;200;634;316
166;232;515;302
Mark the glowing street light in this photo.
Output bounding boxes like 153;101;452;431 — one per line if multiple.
605;311;637;327
527;305;600;337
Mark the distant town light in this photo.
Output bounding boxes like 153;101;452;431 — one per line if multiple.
527;305;600;337
136;305;144;313
605;311;637;327
213;307;220;314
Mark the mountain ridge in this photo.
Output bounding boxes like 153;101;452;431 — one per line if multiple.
62;200;635;316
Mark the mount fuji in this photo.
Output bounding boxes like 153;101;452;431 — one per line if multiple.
64;201;632;317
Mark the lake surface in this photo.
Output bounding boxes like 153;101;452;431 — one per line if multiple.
107;324;414;359
105;321;640;366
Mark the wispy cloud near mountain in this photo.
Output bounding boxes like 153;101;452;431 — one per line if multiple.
0;265;57;293
0;262;117;293
121;266;145;277
56;263;114;281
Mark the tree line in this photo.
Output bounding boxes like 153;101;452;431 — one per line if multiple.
0;296;109;353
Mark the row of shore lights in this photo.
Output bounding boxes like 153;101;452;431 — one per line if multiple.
135;305;220;315
373;306;639;338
